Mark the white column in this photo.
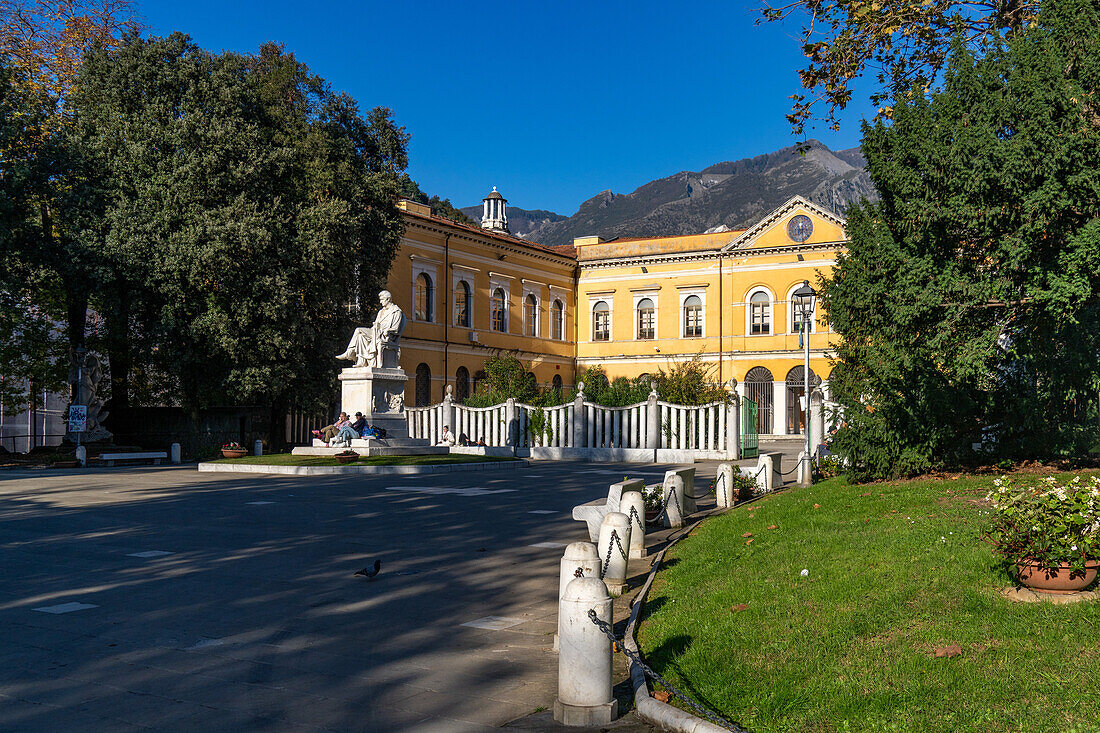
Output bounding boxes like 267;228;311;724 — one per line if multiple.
772;381;786;435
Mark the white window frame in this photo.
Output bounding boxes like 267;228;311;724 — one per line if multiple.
591;299;612;342
549;298;566;340
745;286;774;337
632;291;659;340
678;288;706;339
451;265;477;329
785;282;818;335
489;278;511;333
549;285;569;341
521;283;542;338
411;262;438;323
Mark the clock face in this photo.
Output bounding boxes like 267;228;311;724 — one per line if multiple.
787;214;813;243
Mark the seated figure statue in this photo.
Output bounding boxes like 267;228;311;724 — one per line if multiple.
337;290;407;368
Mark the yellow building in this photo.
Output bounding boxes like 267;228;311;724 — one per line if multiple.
389;195;577;408
385;192;845;437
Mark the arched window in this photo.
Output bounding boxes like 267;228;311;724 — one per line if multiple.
525;294;539;336
415;363;431;406
683;295;703;337
637;298;655;340
750;291;771;335
491;288;506;332
455;366;470;402
551;299;564;340
415;273;433;322
592;301;610;341
745;366;774;434
454;281;470;328
552;374;563;392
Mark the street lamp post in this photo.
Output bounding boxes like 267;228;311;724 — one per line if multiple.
791;280;817;484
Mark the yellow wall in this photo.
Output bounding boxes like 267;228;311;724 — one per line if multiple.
389;202;577;406
574;199;843;433
376;196;847;434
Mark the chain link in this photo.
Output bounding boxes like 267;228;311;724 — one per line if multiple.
663;483;682;517
600;529;628;577
627;504;643;532
586;609;750;733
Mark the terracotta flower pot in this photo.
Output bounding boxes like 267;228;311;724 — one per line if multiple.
645;509;662;523
221;449;248;459
1015;559;1100;594
335;453;359;464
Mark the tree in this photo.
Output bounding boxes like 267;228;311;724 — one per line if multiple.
0;0;140;129
69;35;408;439
758;0;1040;136
0;59;68;409
0;0;140;412
822;0;1100;478
396;173;476;225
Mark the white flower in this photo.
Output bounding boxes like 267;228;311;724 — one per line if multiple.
1072;545;1078;551
800;568;809;577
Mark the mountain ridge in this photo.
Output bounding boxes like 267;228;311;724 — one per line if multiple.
460;141;876;246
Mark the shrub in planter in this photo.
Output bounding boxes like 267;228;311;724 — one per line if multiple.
643;483;664;522
729;472;758;502
985;475;1100;589
335;450;359;464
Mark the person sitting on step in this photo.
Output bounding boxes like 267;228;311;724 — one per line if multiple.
313;412;349;445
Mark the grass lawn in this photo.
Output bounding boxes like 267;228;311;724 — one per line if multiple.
637;471;1100;733
212;453;516;467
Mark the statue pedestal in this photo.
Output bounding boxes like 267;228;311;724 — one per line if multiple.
339;367;413;440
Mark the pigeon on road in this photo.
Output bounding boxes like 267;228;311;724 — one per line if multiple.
354;559;381;579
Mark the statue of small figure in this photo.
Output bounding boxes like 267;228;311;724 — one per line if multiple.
337;290;407;368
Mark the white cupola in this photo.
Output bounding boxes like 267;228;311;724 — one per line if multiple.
481;186;509;233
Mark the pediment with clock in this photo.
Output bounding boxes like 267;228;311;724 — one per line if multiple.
720;195;847;253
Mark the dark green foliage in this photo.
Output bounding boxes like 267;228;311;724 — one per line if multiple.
576;365;650;407
825;0;1100;479
463;354;540;406
396;173;475;225
67;35;407;418
0;59;69;407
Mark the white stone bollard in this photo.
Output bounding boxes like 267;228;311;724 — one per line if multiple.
757;453;775;493
797;450;811;486
75;445;87;468
253;439;263;457
170;443;181;464
554;576;617;726
716;463;735;508
597;511;632;597
556;542;600;652
620;491;647;559
663;474;685;529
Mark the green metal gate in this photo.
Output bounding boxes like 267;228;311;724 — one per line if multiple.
741;397;759;459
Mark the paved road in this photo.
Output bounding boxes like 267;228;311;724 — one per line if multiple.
0;460;718;732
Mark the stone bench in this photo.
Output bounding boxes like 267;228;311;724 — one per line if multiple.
99;451;167;467
572;479;644;542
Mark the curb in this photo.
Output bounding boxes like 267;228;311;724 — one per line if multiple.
196;459;528;476
625;492;777;733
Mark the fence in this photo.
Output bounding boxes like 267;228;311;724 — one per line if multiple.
406;382;742;460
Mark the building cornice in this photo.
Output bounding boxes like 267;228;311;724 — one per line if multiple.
577;240;843;270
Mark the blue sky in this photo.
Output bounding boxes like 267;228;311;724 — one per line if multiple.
138;0;876;215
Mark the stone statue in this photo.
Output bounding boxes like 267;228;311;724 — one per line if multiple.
336;290;407;369
67;351;113;442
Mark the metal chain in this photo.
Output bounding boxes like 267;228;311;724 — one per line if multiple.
663;484;682;516
627;504;643;532
600;529;628;577
586;609;750;733
574;566;585;579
